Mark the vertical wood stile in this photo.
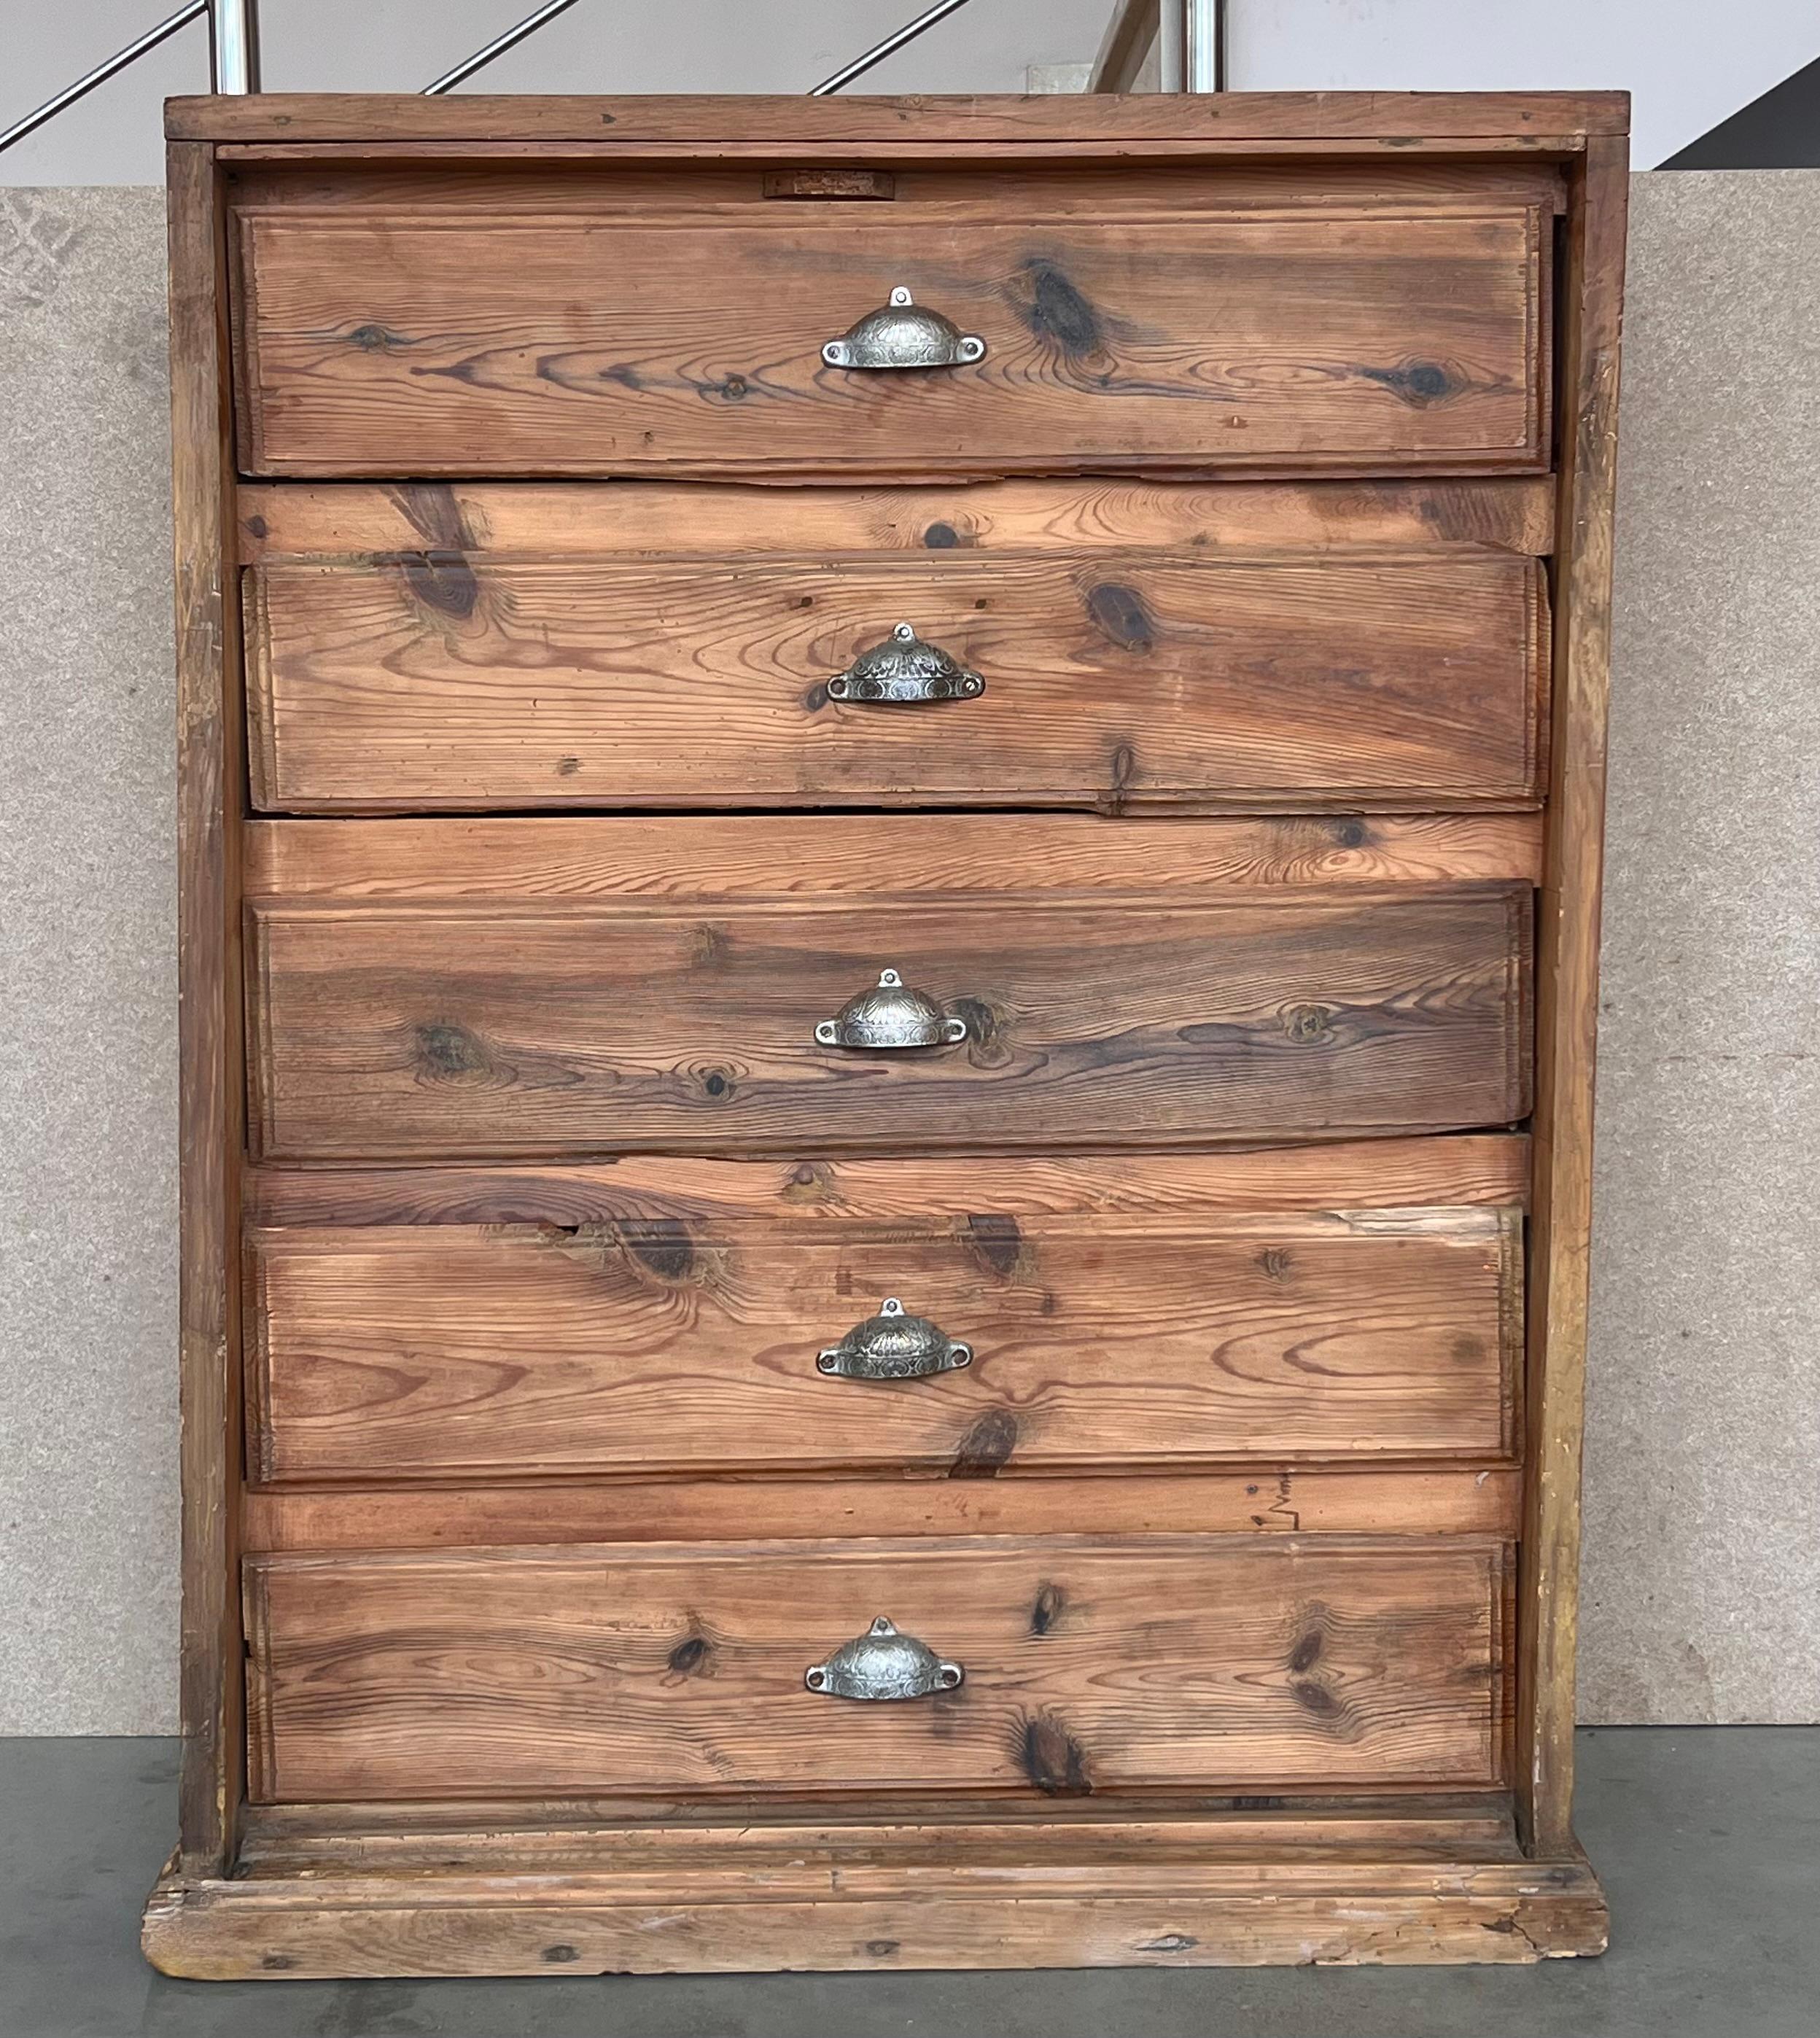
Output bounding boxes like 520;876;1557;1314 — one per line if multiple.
1518;133;1628;1853
168;138;247;1876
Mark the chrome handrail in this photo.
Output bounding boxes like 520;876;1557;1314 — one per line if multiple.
210;0;260;93
1090;0;1226;93
424;0;585;96
0;0;1227;163
1;1;206;156
810;0;977;96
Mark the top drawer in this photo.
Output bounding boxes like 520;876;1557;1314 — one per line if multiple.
232;203;1551;478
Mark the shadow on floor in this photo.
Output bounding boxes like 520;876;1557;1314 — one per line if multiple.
1;1727;1815;2037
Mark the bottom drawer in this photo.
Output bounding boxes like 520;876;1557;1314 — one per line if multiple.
245;1536;1509;1803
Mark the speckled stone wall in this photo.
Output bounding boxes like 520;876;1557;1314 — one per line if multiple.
1;174;1815;1731
0;187;178;1732
1577;171;1820;1723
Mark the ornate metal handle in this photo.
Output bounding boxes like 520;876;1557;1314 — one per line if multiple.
828;623;984;704
817;1297;973;1381
805;1616;965;1700
815;968;970;1050
822;287;987;370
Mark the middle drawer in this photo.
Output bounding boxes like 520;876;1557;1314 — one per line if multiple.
246;817;1533;1161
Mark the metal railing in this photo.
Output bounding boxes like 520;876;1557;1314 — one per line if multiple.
0;0;1229;158
1090;1;1226;93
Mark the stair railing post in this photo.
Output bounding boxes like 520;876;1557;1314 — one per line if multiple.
209;0;261;93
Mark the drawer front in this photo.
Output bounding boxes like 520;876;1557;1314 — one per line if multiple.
244;1536;1509;1802
247;1205;1520;1482
234;206;1548;476
246;551;1547;812
248;891;1531;1159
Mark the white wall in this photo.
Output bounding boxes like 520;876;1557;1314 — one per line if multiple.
1229;0;1816;167
7;3;1816;182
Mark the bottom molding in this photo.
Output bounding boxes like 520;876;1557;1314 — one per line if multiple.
143;1840;1609;1977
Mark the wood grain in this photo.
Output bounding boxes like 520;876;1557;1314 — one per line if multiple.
150;97;1627;1968
244;814;1544;901
246;1137;1531;1229
1518;133;1628;1854
247;891;1533;1159
246;1205;1520;1482
144;1856;1607;1977
233;1798;1527;1867
166;89;1630;143
224;161;1567;224
242;1469;1523;1551
244;1536;1509;1802
234;207;1547;476
246;551;1547;811
168;139;245;1880
236;477;1556;561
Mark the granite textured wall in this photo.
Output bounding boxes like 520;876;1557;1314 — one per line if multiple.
0;188;178;1732
1;174;1816;1732
1576;171;1820;1722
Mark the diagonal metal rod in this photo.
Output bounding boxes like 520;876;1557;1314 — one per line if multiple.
0;0;207;156
424;0;584;94
811;0;976;96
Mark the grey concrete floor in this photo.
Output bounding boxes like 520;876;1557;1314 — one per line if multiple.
1;1728;1814;2037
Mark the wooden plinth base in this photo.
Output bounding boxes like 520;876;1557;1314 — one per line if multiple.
143;1811;1609;1977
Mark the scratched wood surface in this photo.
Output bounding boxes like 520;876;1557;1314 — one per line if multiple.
233;208;1547;476
144;1864;1605;1977
244;1536;1507;1802
242;1468;1524;1552
153;94;1630;1975
246;551;1547;812
168;139;246;1880
236;476;1556;562
243;1135;1531;1227
247;891;1532;1159
171;89;1630;144
1518;133;1629;1856
244;814;1544;901
247;1205;1520;1482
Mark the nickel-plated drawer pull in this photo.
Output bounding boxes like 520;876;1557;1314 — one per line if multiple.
828;623;985;704
817;1297;973;1381
804;1616;965;1700
821;286;986;370
815;968;970;1050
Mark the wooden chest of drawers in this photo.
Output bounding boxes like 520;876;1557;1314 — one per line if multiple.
144;90;1627;1977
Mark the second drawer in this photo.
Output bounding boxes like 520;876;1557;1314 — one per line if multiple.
246;1202;1520;1483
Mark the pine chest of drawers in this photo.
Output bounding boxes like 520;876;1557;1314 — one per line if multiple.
144;89;1627;1977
